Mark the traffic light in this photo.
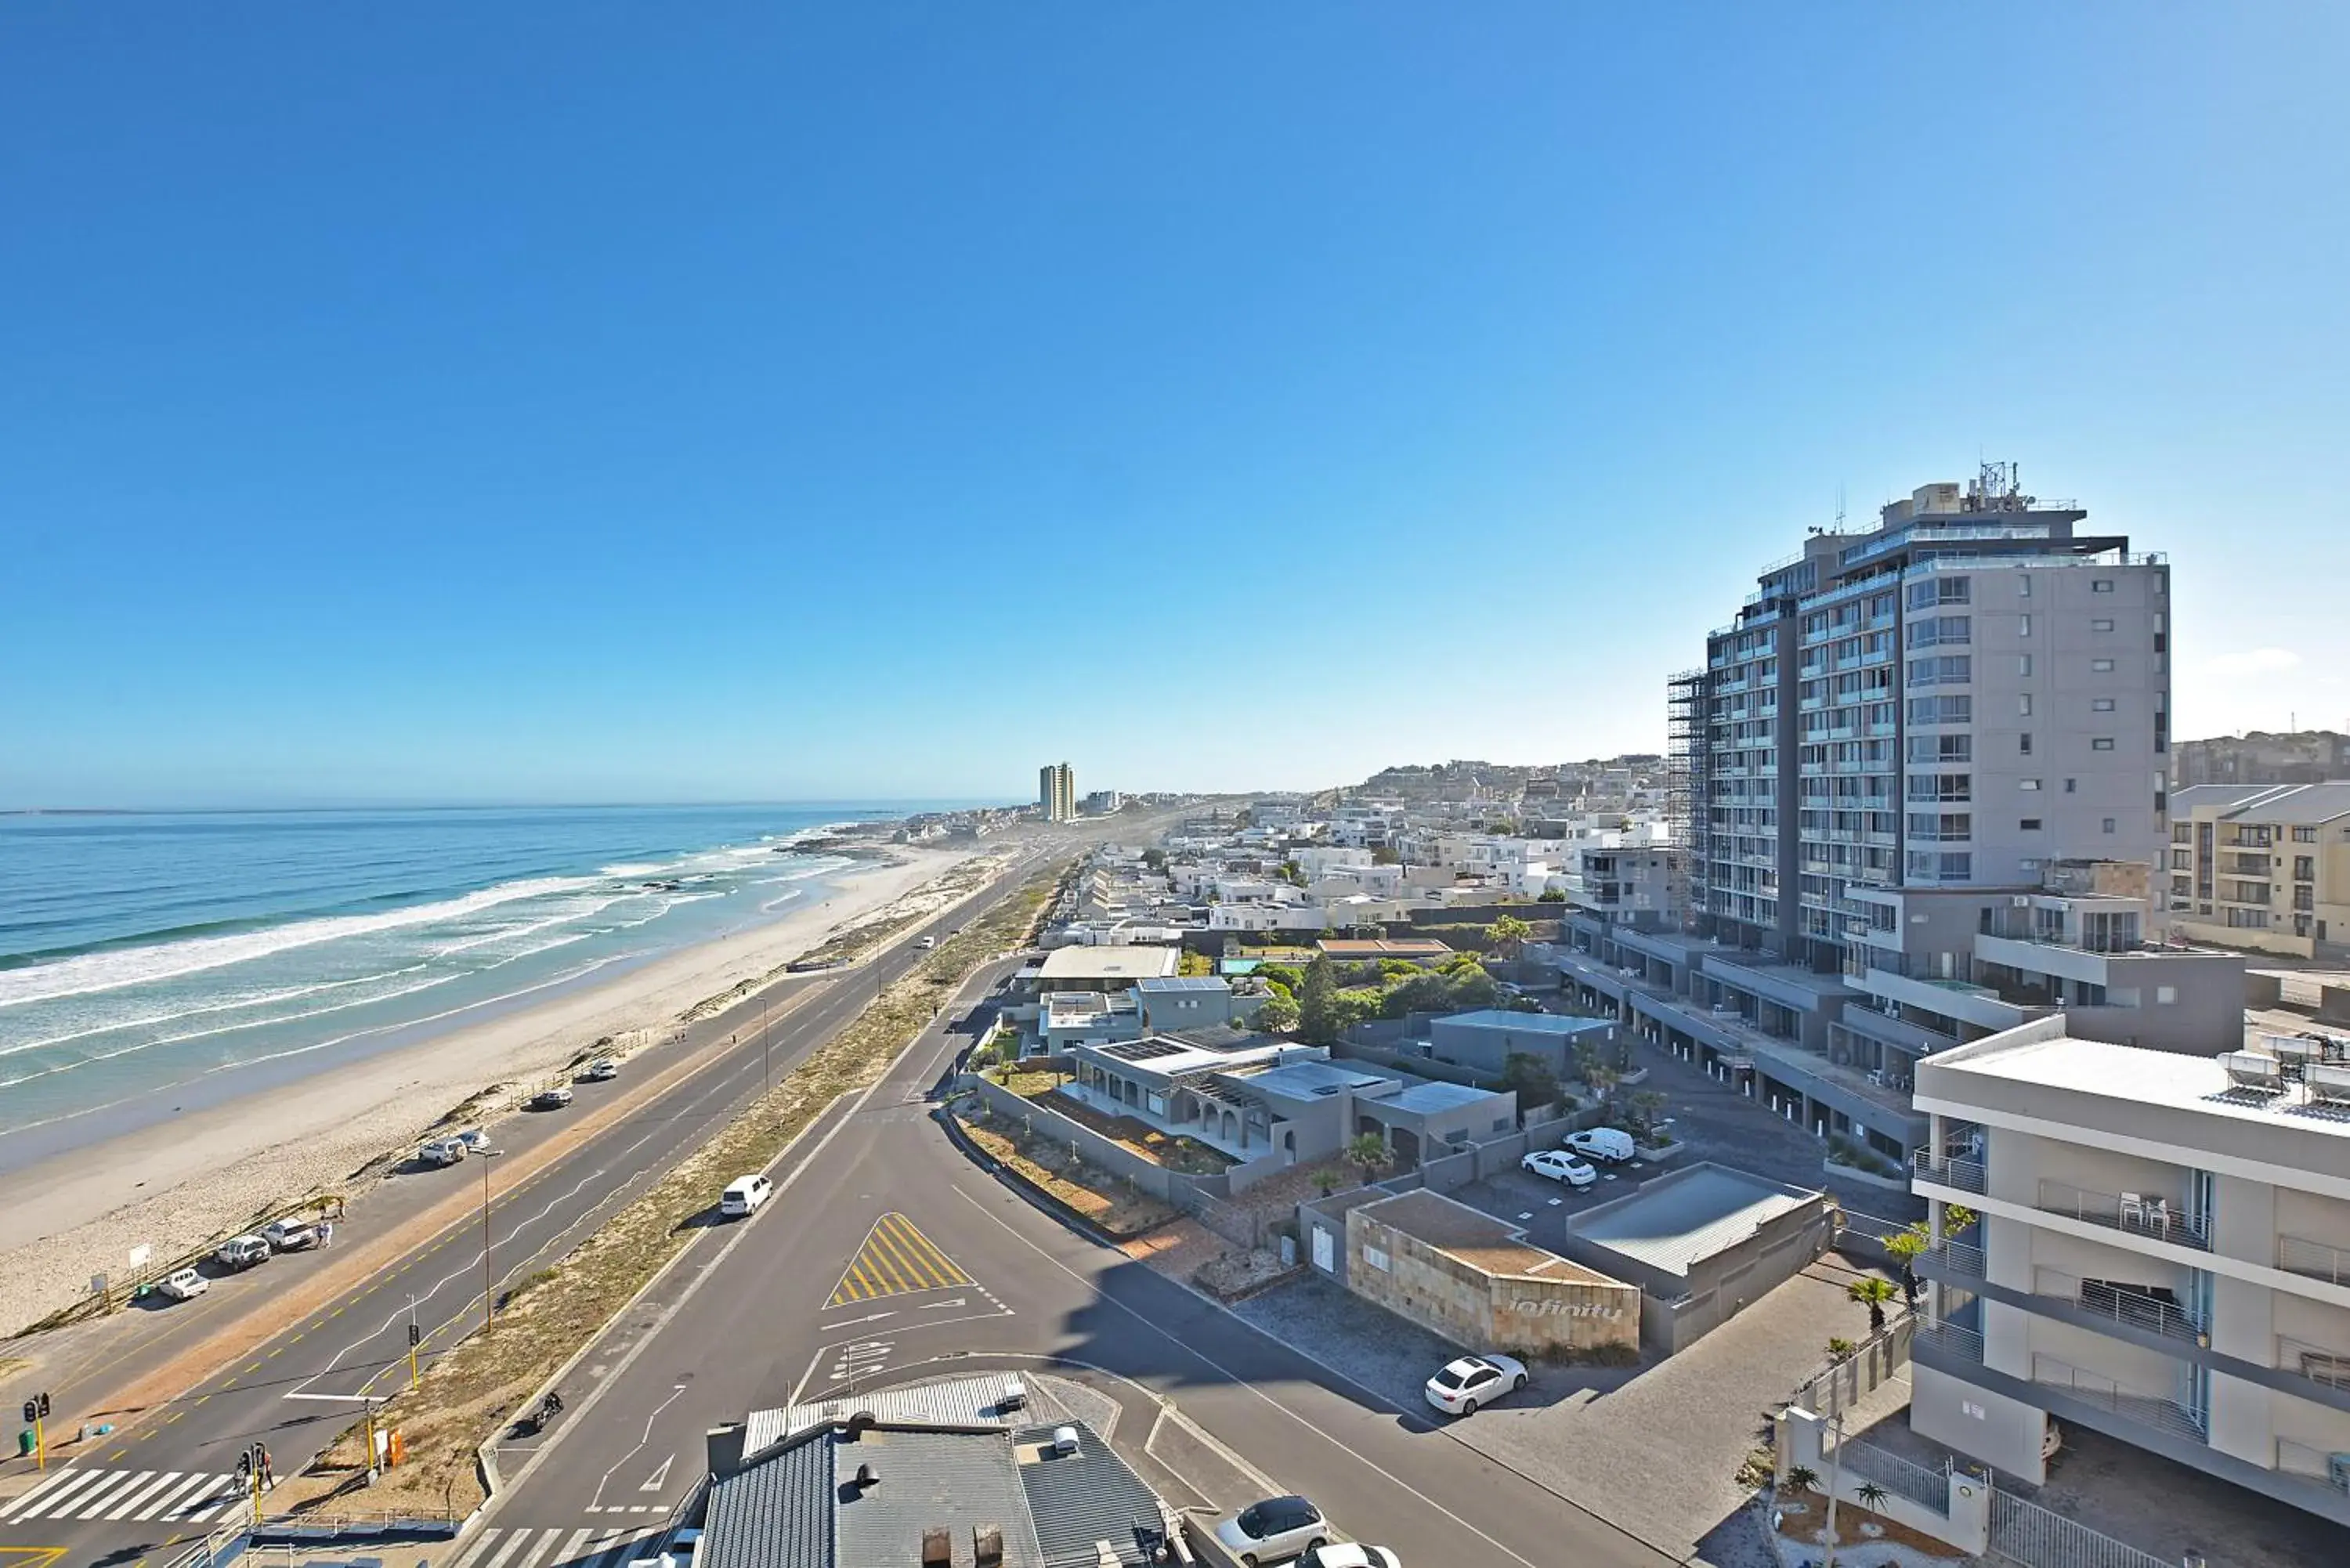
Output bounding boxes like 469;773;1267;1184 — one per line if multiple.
20;1401;33;1425
237;1451;252;1480
36;1393;49;1419
408;1323;421;1347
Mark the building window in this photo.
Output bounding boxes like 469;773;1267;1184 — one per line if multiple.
2092;658;2116;673
2018;654;2034;677
1907;656;1972;687
1907;734;1972;763
2091;618;2115;632
2021;818;2043;831
2093;579;2114;593
2019;613;2032;636
2092;738;2116;751
1908;577;1972;609
2092;697;2116;712
2020;779;2042;791
2293;826;2317;843
2019;732;2034;755
2156;986;2178;1004
2019;574;2032;598
2102;818;2117;833
2065;779;2077;793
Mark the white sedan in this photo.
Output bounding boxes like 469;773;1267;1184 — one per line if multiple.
1300;1548;1401;1568
157;1267;209;1302
1425;1353;1526;1416
1520;1149;1598;1188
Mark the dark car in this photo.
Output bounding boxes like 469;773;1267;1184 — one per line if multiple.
530;1086;574;1111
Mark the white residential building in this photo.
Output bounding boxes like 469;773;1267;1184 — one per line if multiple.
1911;1017;2350;1527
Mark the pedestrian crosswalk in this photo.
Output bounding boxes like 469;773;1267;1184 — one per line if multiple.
446;1523;674;1568
0;1465;249;1524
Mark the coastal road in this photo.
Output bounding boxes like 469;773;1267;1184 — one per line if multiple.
475;968;1678;1568
0;836;1079;1568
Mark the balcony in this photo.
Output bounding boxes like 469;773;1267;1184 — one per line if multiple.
2031;1355;2207;1441
2279;1234;2350;1288
2032;1267;2205;1342
2034;1179;2211;1253
1912;1147;1987;1194
1932;1239;1985;1279
2279;1440;2350;1497
1914;1317;1985;1364
2277;1337;2350;1393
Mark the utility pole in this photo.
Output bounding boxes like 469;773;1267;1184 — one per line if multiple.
1821;1408;1847;1568
407;1296;421;1390
480;1148;504;1338
762;991;772;1098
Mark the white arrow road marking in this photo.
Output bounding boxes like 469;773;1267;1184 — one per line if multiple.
917;1296;968;1310
639;1454;673;1492
819;1309;897;1327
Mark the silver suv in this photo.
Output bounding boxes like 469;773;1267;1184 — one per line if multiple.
1214;1496;1328;1566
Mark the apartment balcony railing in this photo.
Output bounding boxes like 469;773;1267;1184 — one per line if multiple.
2034;1180;2211;1252
1911;1147;1987;1195
1913;1318;1985;1364
2277;1234;2350;1288
2277;1336;2350;1392
1932;1239;1985;1279
2277;1439;2350;1496
2032;1355;2207;1441
2032;1267;2204;1342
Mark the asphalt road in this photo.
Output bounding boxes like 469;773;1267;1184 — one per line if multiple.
478;966;1678;1568
0;835;1078;1568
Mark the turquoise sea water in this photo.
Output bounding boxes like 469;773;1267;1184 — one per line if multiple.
0;804;955;1148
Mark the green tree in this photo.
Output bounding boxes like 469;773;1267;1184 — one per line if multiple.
1942;1203;1978;1237
1177;949;1214;977
1256;992;1301;1034
1881;1223;1929;1270
1486;914;1534;959
1537;887;1567;903
1258;963;1303;994
1498;1053;1562;1115
1446;966;1499;1010
1279;858;1305;887
1853;1481;1890;1514
1344;1132;1392;1186
1141;848;1167;872
1299;955;1337;1043
1371;844;1399;865
1848;1276;1900;1335
1628;1089;1669;1139
1781;1465;1819;1494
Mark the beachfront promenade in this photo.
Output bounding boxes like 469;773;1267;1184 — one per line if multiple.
0;837;1074;1568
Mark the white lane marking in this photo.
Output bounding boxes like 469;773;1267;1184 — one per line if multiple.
483;1525;537;1568
143;1471;222;1519
586;1381;688;1511
955;1184;1548;1568
0;1465;84;1519
553;1528;598;1564
819;1308;896;1328
103;1469;187;1520
444;1526;504;1568
639;1454;673;1492
183;1476;245;1522
59;1469;147;1519
586;1529;661;1568
517;1526;569;1568
5;1466;108;1518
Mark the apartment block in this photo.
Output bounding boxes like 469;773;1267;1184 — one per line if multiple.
1911;1017;2350;1527
1037;761;1076;822
2168;782;2350;957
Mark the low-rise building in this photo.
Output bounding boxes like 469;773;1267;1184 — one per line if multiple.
2168;782;2350;956
1343;1189;1641;1359
1426;1008;1623;1080
1036;990;1141;1056
1910;1015;2350;1527
1133;974;1260;1034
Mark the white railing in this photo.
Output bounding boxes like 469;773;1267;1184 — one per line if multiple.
1911;1147;1987;1194
2034;1179;2211;1252
2029;1354;2207;1442
2031;1267;2203;1341
2278;1232;2350;1286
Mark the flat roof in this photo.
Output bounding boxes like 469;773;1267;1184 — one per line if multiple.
1134;975;1230;993
1382;1079;1499;1114
1437;1009;1615;1035
1036;945;1183;981
1357;1190;1617;1285
1238;1060;1392;1099
1570;1164;1822;1279
1318;938;1455;958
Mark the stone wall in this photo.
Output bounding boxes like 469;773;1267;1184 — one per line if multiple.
1343;1194;1640;1358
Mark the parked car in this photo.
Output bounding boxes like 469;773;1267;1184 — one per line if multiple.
418;1137;468;1167
1300;1548;1401;1568
719;1174;772;1218
577;1058;620;1083
1423;1353;1526;1418
157;1267;209;1302
1564;1126;1637;1165
1214;1496;1329;1566
1520;1149;1597;1188
530;1086;574;1110
262;1217;319;1252
215;1234;271;1271
915;935;938;949
450;1127;490;1153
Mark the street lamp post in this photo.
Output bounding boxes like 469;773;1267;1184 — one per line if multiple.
762;991;772;1099
479;1148;504;1338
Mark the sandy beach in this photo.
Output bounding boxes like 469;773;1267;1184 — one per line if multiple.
0;845;978;1337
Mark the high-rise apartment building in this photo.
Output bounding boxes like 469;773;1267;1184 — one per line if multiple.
1687;465;2171;964
1038;762;1076;822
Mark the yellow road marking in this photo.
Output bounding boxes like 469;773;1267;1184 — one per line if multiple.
107;1447;127;1460
195;1394;210;1405
165;1411;184;1424
268;1347;283;1357
824;1212;974;1307
222;1378;239;1389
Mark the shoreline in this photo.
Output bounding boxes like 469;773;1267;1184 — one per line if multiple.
0;844;977;1337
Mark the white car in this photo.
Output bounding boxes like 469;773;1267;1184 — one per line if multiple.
1300;1548;1401;1568
1424;1353;1526;1417
157;1267;209;1302
719;1174;772;1218
577;1058;620;1083
1214;1495;1329;1566
1564;1126;1638;1165
1520;1149;1597;1188
262;1217;320;1252
418;1137;468;1167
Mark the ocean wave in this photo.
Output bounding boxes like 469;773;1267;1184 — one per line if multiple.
0;963;434;1059
428;898;624;959
0;876;597;1012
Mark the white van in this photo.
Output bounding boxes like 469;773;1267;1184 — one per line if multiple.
1564;1127;1638;1165
720;1175;772;1219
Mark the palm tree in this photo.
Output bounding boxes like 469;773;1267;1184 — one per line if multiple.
1781;1465;1819;1495
1853;1481;1889;1515
1344;1132;1391;1187
1486;914;1534;960
1848;1276;1900;1335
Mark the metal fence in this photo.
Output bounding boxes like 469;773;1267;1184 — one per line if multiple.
1986;1487;2175;1568
1831;1436;1950;1516
1788;1316;1912;1421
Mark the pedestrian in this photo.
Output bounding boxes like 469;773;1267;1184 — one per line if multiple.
259;1444;274;1488
319;1220;333;1249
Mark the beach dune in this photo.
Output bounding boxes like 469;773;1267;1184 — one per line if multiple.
0;846;973;1337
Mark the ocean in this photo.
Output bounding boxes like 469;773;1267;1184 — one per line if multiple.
0;803;949;1159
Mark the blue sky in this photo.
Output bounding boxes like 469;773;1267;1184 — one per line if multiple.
5;4;2344;807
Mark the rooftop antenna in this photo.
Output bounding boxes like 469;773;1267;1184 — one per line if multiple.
1835;484;1846;532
